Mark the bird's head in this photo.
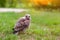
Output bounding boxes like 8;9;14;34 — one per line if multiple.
25;14;31;20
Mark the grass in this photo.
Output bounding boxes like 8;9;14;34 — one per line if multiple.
0;10;60;40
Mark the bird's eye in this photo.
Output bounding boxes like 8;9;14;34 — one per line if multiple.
29;16;30;17
26;16;27;17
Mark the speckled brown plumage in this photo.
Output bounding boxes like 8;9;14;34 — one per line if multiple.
13;14;31;34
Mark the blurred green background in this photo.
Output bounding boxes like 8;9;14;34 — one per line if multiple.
0;0;60;40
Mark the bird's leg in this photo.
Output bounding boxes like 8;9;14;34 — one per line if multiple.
18;30;25;34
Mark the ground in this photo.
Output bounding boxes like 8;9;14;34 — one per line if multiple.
0;9;60;40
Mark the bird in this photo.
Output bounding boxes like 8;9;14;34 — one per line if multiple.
12;14;31;34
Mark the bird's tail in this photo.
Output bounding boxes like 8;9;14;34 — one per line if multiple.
13;31;18;34
12;28;18;34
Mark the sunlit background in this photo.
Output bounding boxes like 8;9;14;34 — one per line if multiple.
0;0;60;9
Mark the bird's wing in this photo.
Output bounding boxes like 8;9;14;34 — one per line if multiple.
14;17;26;31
